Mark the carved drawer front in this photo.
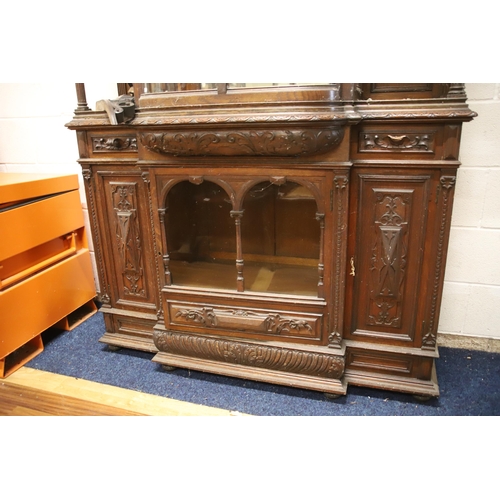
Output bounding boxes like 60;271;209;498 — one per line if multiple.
354;125;443;159
89;133;138;156
166;300;322;342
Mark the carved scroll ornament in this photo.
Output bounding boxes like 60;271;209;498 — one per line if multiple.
360;132;434;152
139;127;344;157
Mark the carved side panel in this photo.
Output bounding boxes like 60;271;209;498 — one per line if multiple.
422;175;456;349
82;168;110;305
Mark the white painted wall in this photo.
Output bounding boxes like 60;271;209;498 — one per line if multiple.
1;83;499;342
439;84;500;340
0;82;117;291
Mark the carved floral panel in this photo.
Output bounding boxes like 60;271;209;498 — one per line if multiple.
168;303;321;340
110;182;146;298
368;189;413;328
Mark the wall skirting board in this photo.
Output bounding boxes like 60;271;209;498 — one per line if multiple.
438;332;500;353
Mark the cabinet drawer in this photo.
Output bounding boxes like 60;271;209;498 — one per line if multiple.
352;124;443;159
0;249;96;359
166;299;323;342
88;133;138;156
0;190;86;289
0;190;84;262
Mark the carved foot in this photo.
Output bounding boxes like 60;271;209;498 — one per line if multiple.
161;365;177;372
107;345;122;352
324;392;343;400
413;394;433;402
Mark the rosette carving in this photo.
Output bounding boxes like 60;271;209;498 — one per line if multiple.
139;127;344;157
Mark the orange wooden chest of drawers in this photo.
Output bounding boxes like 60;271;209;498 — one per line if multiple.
0;173;97;377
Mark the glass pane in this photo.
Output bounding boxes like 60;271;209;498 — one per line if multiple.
166;181;236;290
144;83;217;93
227;83;334;88
241;181;320;296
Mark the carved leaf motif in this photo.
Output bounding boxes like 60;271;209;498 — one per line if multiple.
139;128;344;157
175;307;217;327
264;314;313;334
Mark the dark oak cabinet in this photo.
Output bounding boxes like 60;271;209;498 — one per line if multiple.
67;83;475;398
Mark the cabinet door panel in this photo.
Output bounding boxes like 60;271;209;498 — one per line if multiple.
99;173;158;311
346;172;432;344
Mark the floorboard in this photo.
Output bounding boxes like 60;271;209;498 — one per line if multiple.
0;367;245;416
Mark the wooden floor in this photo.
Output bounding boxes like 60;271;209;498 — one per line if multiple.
0;367;246;416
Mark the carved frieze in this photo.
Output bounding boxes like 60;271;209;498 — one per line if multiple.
358;109;477;121
139;127;344;157
131;112;351;126
154;330;344;379
360;132;434;153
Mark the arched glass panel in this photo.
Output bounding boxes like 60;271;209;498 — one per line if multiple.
166;180;236;290
241;181;320;296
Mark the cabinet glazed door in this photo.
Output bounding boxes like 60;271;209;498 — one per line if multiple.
345;170;434;346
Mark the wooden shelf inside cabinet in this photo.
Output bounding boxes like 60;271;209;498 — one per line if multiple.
66;83;475;398
0;173;97;378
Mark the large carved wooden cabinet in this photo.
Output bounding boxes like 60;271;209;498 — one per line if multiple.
67;83;475;398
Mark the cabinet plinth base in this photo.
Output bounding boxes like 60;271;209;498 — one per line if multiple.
99;332;157;353
152;351;347;396
344;362;439;397
152;328;347;396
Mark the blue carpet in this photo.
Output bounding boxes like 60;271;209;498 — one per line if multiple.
26;311;500;416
